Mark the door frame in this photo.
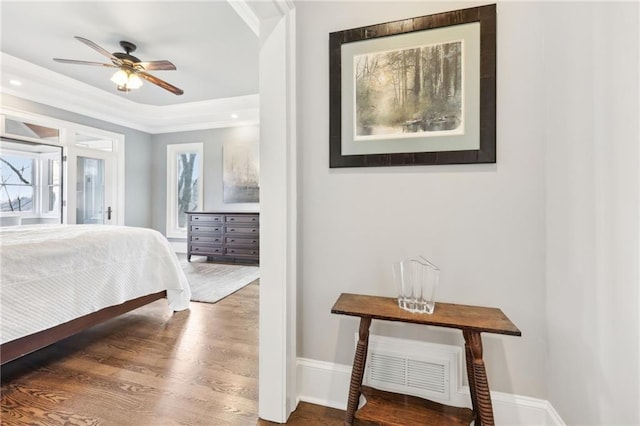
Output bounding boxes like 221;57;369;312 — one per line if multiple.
251;2;298;422
67;124;124;225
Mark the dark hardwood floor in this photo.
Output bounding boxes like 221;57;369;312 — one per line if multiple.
1;282;345;425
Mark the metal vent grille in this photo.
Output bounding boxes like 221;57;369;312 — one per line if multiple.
407;358;446;394
361;335;458;401
370;353;406;386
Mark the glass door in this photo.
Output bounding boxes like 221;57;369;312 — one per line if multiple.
65;145;117;225
76;156;106;224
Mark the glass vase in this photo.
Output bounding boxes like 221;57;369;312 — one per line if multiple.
392;256;440;314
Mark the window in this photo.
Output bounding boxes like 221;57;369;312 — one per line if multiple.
0;153;35;213
166;143;203;238
0;139;63;221
44;156;61;214
76;156;105;224
3;118;60;144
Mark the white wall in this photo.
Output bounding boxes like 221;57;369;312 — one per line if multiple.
297;1;548;399
544;2;639;424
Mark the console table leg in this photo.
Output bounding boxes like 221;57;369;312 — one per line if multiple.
344;316;372;426
463;330;494;426
463;331;480;420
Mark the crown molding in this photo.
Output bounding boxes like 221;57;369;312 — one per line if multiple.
275;0;295;15
0;53;259;134
228;0;260;36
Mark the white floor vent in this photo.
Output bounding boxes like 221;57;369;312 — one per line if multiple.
359;334;462;403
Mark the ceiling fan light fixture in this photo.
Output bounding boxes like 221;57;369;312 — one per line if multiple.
110;68;143;91
127;73;143;89
110;69;129;86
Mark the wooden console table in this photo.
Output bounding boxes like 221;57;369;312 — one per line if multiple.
331;293;521;426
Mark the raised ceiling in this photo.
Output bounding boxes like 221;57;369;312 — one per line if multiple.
0;1;261;132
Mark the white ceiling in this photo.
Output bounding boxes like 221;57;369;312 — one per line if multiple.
0;1;263;133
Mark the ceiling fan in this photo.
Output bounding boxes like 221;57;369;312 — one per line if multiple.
53;36;183;95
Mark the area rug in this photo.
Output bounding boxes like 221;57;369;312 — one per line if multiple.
180;257;260;303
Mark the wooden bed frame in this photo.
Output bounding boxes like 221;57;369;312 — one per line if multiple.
0;290;167;365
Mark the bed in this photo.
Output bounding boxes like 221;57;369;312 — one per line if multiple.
0;224;191;364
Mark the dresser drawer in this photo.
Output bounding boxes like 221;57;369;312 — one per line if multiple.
187;212;259;264
225;236;259;246
190;215;223;223
189;244;224;255
225;247;259;257
190;225;223;234
225;215;259;224
225;226;259;235
190;235;223;245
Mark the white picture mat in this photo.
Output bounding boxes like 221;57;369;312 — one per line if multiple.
341;22;481;156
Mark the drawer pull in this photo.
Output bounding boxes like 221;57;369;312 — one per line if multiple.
230;239;235;242
194;227;200;230
194;237;199;240
230;218;235;221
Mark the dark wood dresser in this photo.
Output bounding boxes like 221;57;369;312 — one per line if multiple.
186;212;259;264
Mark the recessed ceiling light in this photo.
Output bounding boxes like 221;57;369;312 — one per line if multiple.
9;79;22;86
231;114;239;119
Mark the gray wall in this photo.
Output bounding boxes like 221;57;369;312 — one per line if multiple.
1;94;153;228
1;95;260;232
296;1;638;423
298;0;546;397
150;125;260;236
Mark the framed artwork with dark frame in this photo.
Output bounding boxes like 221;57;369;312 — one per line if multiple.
329;4;496;168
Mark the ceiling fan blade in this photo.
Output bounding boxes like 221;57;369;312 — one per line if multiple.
138;71;184;95
74;36;121;64
54;58;117;68
140;60;176;71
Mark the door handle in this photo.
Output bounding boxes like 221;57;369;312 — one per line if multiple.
107;206;112;220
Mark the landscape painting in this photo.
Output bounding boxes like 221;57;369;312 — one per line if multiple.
223;141;259;203
329;5;496;168
354;40;463;140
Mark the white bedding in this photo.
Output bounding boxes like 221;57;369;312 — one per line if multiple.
0;224;191;345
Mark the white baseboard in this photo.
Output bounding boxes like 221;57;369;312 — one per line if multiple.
169;241;187;253
296;358;565;425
